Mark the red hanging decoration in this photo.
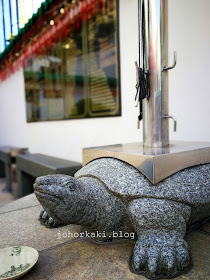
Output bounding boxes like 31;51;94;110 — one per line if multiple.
85;0;88;20
67;7;71;34
21;52;24;66
37;36;41;55
81;0;84;22
15;56;22;71
98;0;101;12
3;70;8;81
73;2;76;29
54;20;59;43
109;0;112;10
93;0;96;15
61;23;67;40
49;28;54;49
14;61;17;72
60;9;67;40
102;0;105;10
42;30;47;51
30;40;36;58
23;48;28;62
77;1;80;29
0;0;98;81
10;60;15;74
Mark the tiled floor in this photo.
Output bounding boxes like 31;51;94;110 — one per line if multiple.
0;178;16;208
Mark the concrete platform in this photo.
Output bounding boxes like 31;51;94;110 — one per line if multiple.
0;194;209;280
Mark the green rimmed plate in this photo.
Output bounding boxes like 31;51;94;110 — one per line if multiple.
0;246;39;280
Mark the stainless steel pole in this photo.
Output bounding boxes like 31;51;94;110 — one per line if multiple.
143;0;169;147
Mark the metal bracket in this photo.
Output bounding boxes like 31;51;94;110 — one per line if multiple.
162;51;177;72
164;115;177;132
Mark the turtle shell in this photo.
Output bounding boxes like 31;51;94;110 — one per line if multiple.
74;157;210;206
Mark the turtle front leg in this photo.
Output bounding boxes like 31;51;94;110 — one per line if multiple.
128;198;191;278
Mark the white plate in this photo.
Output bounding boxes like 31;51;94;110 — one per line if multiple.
0;246;39;280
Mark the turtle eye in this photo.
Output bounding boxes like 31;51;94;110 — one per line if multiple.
65;180;76;191
68;182;75;191
61;177;75;190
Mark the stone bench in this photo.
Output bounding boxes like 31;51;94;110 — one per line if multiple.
16;153;82;198
0;146;28;192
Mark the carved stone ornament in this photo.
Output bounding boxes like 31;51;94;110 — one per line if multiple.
34;158;210;279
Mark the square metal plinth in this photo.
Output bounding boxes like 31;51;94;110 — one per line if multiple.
83;141;210;184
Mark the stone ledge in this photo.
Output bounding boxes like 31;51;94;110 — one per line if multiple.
0;194;209;279
0;195;81;251
0;193;39;214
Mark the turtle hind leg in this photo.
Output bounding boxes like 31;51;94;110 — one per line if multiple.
128;198;191;278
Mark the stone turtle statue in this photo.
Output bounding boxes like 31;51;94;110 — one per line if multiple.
33;158;210;279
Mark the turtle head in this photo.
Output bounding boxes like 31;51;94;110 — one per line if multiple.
33;174;87;225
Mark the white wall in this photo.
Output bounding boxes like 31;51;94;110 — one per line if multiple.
0;69;28;147
168;0;210;142
0;0;210;163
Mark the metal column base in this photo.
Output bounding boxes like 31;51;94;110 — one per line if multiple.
83;141;210;184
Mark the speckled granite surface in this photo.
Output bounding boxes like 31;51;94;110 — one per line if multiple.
0;193;209;280
33;159;210;278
